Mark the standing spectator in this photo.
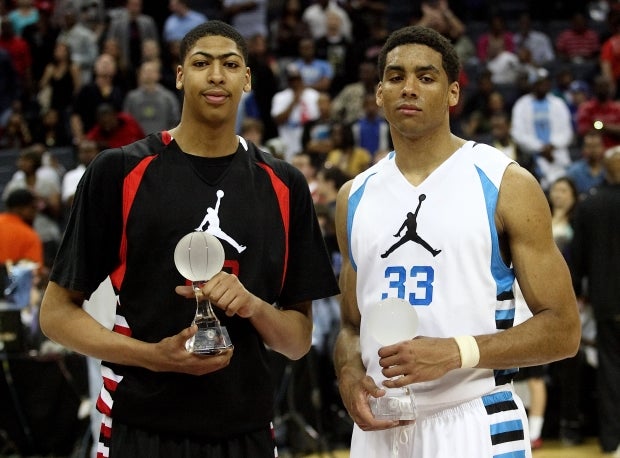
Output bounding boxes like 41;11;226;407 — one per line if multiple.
38;41;81;137
105;0;159;79
21;1;59;85
570;145;620;456
302;0;351;42
85;103;145;150
576;74;620;149
7;0;38;36
511;68;574;190
292;37;334;93
123;60;180;135
555;12;601;63
162;0;207;49
223;0;268;40
70;53;125;144
566;129;607;198
331;60;378;125
513;12;555;67
56;6;98;85
314;10;354;97
271;64;320;162
0;188;43;268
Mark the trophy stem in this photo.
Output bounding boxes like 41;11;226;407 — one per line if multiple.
186;282;233;354
192;282;219;327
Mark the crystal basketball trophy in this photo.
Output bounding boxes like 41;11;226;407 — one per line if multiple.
365;298;419;420
174;231;233;354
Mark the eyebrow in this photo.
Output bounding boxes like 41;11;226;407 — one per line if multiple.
385;64;441;74
190;51;242;60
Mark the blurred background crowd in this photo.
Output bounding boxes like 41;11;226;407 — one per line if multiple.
1;0;620;456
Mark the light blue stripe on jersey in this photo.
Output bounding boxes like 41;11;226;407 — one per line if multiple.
495;308;516;321
475;166;515;296
490;419;524;435
347;172;378;272
494;452;526;458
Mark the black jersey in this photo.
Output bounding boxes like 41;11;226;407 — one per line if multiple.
50;132;339;438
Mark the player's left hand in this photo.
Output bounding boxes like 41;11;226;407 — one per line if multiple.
175;271;262;318
378;336;462;387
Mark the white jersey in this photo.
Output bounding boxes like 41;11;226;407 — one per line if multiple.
348;141;518;416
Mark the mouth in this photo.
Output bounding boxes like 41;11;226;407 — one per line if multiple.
397;104;421;115
202;90;230;104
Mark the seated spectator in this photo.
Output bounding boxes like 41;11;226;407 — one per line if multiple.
0;14;32;99
576;74;620;149
460;90;507;141
511;68;574;190
476;14;514;64
271;0;311;60
85;103;144;150
61;139;99;210
555;12;601;63
513;12;555;66
271;64;320;162
70;53;125;144
600;9;620;97
292;37;334;93
123;60;180;135
324;121;371;177
7;0;39;37
302;0;352;42
565;129;607;198
162;0;207;49
301;91;334;165
0;188;43;275
31;108;72;148
351;93;390;159
331;60;377;124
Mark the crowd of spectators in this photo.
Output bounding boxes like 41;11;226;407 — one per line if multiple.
1;0;620;454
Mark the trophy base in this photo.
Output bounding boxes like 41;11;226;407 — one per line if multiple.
369;389;416;421
186;325;233;354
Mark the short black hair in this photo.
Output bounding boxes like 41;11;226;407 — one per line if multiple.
377;25;460;84
179;20;248;64
5;188;35;209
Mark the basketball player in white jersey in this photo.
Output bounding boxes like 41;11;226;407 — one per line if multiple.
333;26;581;457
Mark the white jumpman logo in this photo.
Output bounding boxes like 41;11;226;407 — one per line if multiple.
195;190;246;253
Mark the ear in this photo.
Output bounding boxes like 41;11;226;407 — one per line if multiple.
175;64;183;90
244;66;252;93
376;82;384;108
448;80;460;108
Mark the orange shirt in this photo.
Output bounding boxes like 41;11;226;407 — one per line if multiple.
0;213;43;266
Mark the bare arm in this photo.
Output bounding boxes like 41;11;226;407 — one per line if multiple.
333;181;399;430
178;271;313;360
475;164;580;367
40;281;233;375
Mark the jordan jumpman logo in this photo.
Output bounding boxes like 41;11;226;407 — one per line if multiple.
195;190;246;253
381;194;441;258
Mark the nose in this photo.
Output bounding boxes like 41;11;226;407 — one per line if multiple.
208;61;225;85
402;75;418;98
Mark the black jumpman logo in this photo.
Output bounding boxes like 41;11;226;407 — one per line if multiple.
381;194;441;258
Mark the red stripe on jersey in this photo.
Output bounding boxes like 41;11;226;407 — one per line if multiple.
97;395;112;416
161;130;173;145
110;155;158;289
112;323;131;336
256;162;290;290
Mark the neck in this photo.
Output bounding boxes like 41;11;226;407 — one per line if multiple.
169;120;239;157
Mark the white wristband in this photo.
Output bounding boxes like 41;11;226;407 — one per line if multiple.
454;335;480;368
